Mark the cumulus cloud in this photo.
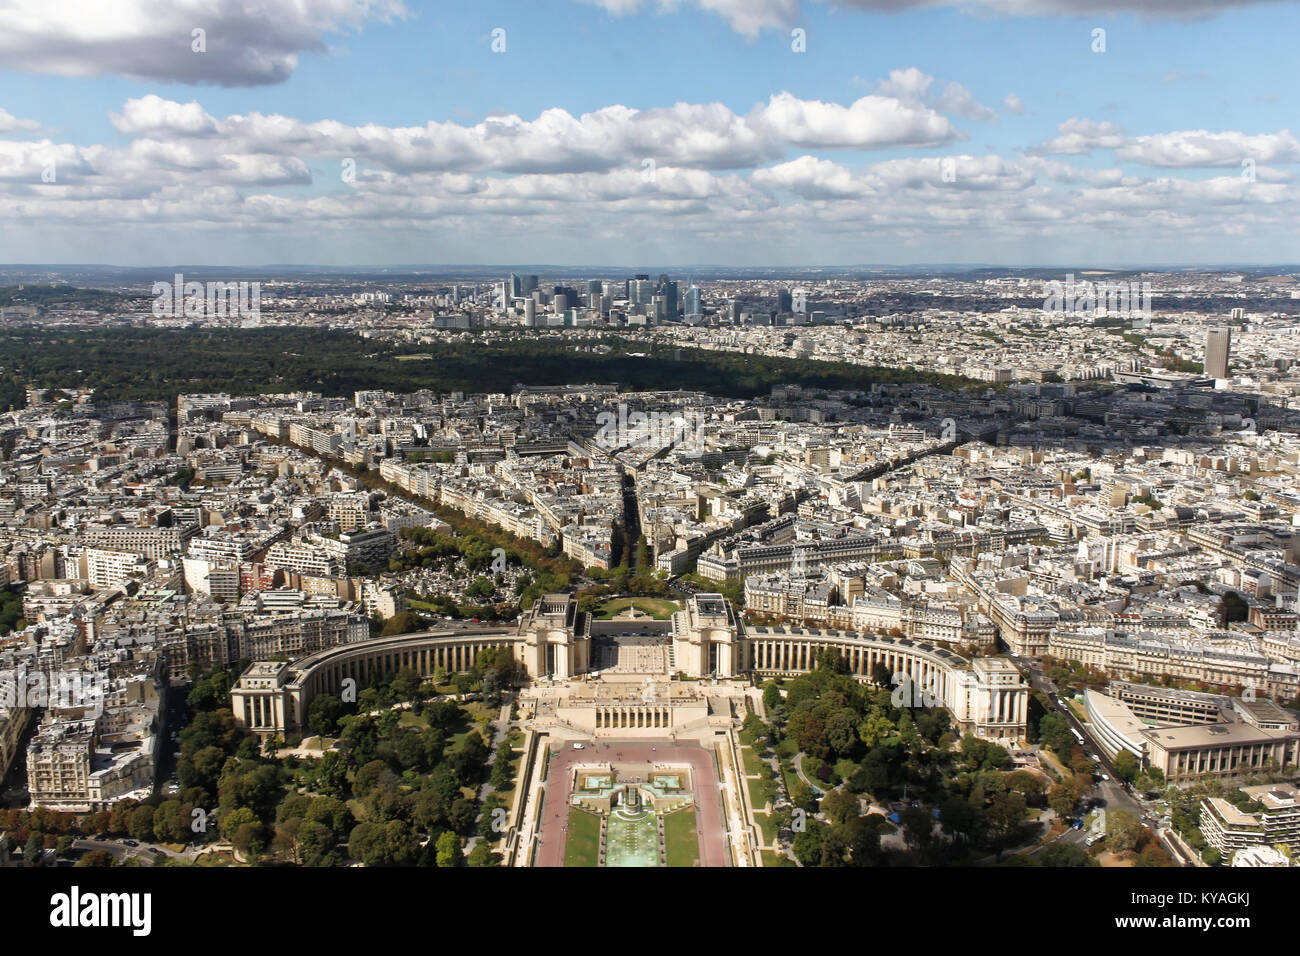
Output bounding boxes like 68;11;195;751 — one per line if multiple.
875;68;998;123
1117;130;1300;167
751;91;957;148
1003;93;1026;115
1;92;1296;265
829;0;1280;14
0;0;406;86
1030;121;1300;170
577;0;1276;37
1030;118;1127;154
101;91;957;178
579;0;797;37
0;108;40;133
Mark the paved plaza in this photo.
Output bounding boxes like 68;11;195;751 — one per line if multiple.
535;740;728;867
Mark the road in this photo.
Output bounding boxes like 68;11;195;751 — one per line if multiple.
1008;655;1153;828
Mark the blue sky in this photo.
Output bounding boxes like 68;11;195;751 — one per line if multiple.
0;0;1297;266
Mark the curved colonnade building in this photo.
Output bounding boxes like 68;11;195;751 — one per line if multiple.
232;593;1028;741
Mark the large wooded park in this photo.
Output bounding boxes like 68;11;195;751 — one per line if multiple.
0;323;983;413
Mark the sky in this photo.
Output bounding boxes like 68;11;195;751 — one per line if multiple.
0;0;1297;268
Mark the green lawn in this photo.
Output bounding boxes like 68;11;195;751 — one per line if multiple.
740;745;763;776
748;777;777;811
663;809;700;867
754;811;780;845
564;809;602;867
594;597;682;620
761;850;795;867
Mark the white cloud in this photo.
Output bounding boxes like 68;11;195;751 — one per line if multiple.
1118;130;1300;167
0;0;406;86
111;96;221;137
830;0;1280;14
1003;93;1026;115
577;0;1278;37
580;0;797;37
1030;118;1127;155
2;93;1296;265
750;91;958;148
103;91;958;178
933;82;997;122
0;107;40;133
876;68;997;123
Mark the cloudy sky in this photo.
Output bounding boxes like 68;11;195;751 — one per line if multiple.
0;0;1296;267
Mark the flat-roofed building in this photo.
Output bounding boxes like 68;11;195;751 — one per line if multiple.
1109;680;1230;726
1202;782;1300;861
1143;721;1299;784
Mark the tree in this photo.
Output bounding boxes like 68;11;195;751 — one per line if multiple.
790;781;817;814
152;801;190;844
383;820;420;866
1037;713;1075;755
232;822;265;859
762;683;782;715
1047;783;1078;820
307;694;345;737
467;842;499;867
1112;749;1138;784
128;805;156;842
1038;843;1098;867
380;612;421;636
303;796;354;839
821;789;860;827
220;807;259;842
295;821;338;867
791;821;826;866
900;805;937;858
1006;771;1045;803
1106;809;1144;854
987;791;1028;848
824;709;858;757
23;833;44;867
435;830;461;867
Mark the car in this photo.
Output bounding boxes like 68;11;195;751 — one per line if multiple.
1099;773;1110;781
572;743;584;750
123;840;139;847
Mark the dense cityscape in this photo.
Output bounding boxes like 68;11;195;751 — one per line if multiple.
1;263;1298;877
2;0;1296;939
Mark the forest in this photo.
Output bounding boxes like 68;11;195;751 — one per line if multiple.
0;327;983;412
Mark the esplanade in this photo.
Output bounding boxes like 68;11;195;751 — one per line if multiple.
232;592;1028;740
